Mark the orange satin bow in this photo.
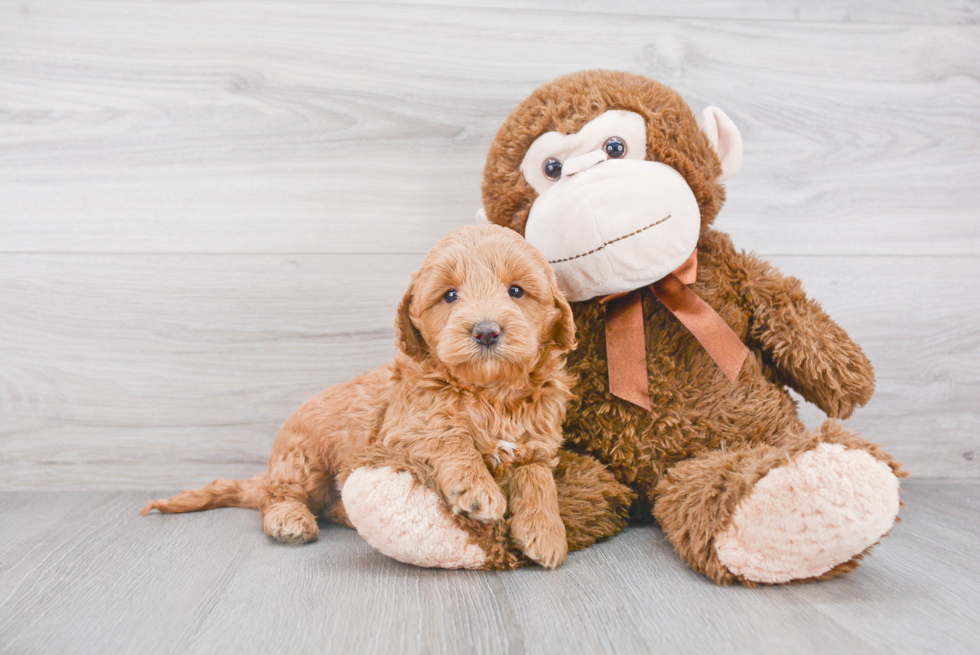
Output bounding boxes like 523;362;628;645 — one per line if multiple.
600;249;748;410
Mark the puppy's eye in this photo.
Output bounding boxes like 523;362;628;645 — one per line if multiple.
443;289;459;303
508;285;525;299
542;158;562;181
603;137;626;159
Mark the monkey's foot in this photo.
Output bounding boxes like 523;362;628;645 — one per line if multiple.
714;443;900;583
342;466;488;569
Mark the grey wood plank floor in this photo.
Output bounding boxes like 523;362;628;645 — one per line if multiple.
0;480;976;655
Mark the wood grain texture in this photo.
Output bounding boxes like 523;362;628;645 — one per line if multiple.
1;253;976;489
0;481;977;654
772;254;980;480
0;1;977;256
0;1;977;487
376;1;980;24
0;253;418;489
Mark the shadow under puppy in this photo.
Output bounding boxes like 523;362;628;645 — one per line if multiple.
142;224;584;568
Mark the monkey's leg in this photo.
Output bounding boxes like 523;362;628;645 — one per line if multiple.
340;444;494;569
552;450;634;551
342;445;632;569
653;421;904;585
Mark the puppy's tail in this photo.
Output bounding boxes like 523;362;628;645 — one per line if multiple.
139;472;268;516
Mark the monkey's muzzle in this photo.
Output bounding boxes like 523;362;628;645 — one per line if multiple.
524;156;702;302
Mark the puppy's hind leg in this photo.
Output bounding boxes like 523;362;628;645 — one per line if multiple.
263;501;320;544
261;446;331;545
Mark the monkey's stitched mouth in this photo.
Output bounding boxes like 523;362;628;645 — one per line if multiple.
547;215;672;265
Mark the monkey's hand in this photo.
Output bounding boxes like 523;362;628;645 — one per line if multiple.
743;261;875;419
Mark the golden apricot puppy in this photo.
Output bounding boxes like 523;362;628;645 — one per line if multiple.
141;224;577;568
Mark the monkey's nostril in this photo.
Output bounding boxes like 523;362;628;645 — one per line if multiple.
472;321;501;347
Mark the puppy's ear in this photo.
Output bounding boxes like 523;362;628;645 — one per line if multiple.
549;281;577;353
394;279;427;359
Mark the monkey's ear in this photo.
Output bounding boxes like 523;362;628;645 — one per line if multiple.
394;279;427;359
700;106;743;182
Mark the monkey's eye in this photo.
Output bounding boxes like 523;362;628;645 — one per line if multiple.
603;137;627;159
508;285;525;299
443;289;459;303
542;158;562;180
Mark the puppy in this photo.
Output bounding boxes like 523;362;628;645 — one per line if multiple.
142;224;577;568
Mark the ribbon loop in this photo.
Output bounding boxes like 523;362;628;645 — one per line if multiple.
650;274;748;384
600;248;748;410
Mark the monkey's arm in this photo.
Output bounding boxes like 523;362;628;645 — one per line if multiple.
738;252;875;419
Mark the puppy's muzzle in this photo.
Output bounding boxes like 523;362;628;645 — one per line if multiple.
472;322;501;347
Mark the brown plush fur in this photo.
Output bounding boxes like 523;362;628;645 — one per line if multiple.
483;70;726;238
653;421;904;585
142;224;608;568
480;69;905;583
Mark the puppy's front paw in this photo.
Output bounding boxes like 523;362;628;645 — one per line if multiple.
442;472;507;523
511;510;568;569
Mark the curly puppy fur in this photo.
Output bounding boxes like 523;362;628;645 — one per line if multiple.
142;224;591;568
481;70;905;584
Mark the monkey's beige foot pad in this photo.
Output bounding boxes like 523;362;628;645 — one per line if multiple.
714;443;900;584
342;466;488;569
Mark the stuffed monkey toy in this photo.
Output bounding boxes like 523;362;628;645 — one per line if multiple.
343;70;905;585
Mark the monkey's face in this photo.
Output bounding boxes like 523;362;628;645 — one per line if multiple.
481;71;742;303
520;110;703;302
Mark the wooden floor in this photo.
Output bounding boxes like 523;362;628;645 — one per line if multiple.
0;480;976;655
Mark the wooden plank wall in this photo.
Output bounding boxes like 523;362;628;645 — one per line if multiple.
1;0;978;488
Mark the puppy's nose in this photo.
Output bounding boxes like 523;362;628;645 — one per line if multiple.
472;321;501;346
